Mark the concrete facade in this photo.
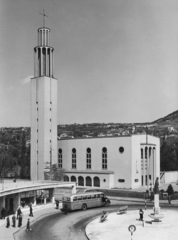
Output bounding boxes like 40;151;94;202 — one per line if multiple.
58;134;160;189
31;27;57;181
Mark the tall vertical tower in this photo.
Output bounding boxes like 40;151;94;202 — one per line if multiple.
30;26;57;180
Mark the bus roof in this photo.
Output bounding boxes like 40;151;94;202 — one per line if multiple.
63;191;104;198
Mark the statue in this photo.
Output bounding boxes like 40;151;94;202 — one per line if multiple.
153;177;159;194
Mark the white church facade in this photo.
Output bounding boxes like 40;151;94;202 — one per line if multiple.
58;134;160;189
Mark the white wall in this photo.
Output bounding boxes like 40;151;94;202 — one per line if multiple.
163;171;178;183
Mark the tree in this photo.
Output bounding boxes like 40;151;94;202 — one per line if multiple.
44;162;65;181
19;130;30;179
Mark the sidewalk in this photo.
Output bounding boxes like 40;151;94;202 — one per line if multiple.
0;203;59;240
108;196;178;206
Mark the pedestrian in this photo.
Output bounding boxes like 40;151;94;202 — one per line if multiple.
26;219;31;231
17;207;22;220
29;204;33;217
148;189;151;202
18;214;22;227
6;216;10;228
12;215;16;227
1;207;6;219
139;209;144;221
64;204;68;215
168;195;171;204
56;200;59;209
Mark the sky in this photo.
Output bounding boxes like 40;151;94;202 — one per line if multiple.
0;0;178;127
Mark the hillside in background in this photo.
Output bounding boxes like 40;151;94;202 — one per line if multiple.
0;109;178;172
57;110;178;141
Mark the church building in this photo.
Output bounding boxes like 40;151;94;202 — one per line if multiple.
58;134;160;189
30;23;160;189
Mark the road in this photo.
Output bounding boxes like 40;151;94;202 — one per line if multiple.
14;200;174;240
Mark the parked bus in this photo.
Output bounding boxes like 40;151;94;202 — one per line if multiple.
61;191;110;212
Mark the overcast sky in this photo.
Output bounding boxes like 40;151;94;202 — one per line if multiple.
0;0;178;127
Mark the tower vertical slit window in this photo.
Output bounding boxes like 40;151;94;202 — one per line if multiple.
58;149;62;169
86;148;91;169
145;147;148;159
102;147;107;169
141;149;143;159
43;48;46;76
72;148;77;169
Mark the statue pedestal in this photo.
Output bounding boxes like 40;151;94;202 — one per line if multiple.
149;194;164;222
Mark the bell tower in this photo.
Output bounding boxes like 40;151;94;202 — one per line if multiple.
30;19;57;180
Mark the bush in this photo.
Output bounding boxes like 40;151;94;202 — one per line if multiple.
166;184;174;195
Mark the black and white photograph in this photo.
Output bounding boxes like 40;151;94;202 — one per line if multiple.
0;0;178;239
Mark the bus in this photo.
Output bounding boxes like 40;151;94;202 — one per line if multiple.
61;191;110;212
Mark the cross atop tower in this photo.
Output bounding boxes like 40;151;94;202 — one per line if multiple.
39;9;48;28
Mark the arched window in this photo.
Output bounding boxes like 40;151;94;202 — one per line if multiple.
86;176;92;186
102;147;107;169
72;148;77;169
94;177;100;187
141;149;143;159
86;148;91;169
71;176;76;182
58;149;62;168
78;176;84;186
64;175;69;182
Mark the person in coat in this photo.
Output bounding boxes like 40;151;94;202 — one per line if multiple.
139;209;144;221
29;204;33;217
1;207;6;219
17;207;22;220
18;214;22;227
12;215;16;227
26;219;31;231
6;216;10;228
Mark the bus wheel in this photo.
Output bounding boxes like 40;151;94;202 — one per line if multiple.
105;202;109;207
82;204;87;211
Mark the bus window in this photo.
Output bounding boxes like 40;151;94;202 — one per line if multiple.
87;195;91;199
73;197;78;201
96;194;100;198
100;194;104;198
82;195;87;200
91;195;96;199
78;196;82;201
63;197;70;202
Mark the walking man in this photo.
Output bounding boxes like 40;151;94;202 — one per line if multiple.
12;215;16;227
6;216;10;228
29;204;33;217
18;214;22;227
64;204;68;215
139;209;144;221
26;219;31;231
17;207;22;220
1;207;6;219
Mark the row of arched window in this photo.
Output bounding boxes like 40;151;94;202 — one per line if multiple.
58;148;108;170
141;147;156;159
63;175;100;187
